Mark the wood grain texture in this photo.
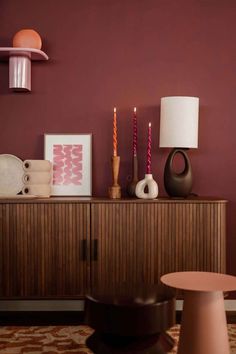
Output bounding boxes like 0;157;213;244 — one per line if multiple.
0;198;226;298
0;197;227;204
91;201;226;289
0;203;90;298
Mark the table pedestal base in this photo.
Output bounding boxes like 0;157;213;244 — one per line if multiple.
178;290;229;354
86;331;175;354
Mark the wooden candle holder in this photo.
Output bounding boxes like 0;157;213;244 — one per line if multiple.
108;156;121;199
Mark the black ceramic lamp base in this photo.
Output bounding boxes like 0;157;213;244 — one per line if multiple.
164;148;193;198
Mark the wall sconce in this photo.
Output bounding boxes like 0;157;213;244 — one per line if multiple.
0;29;49;92
159;96;199;198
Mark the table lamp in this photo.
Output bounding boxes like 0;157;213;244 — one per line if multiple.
159;96;199;198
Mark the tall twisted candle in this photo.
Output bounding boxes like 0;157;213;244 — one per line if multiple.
133;107;137;156
113;107;117;156
146;122;152;174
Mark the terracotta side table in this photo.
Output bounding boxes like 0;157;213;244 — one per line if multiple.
161;272;236;354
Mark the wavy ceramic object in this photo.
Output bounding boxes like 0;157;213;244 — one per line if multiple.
23;160;52;172
23;172;51;185
135;174;158;199
22;184;51;197
13;29;42;49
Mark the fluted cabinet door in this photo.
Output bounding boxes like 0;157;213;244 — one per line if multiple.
0;203;90;298
91;201;226;288
0;198;226;298
91;203;139;287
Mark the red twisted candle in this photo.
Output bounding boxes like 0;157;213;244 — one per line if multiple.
133;107;137;156
113;107;117;156
146;122;152;174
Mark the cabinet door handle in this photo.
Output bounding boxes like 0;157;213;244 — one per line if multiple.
81;239;87;261
92;239;98;261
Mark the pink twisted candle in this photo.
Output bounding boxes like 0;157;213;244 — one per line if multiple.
146;122;152;174
133;107;137;156
113;107;117;156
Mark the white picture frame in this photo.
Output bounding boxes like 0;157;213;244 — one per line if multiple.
44;134;92;196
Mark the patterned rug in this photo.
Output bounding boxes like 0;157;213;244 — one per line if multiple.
0;325;236;353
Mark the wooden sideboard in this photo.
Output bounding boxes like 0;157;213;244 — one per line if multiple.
0;197;226;299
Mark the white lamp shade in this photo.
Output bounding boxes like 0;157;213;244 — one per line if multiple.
159;96;199;148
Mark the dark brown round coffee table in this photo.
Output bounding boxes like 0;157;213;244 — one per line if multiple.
85;283;176;354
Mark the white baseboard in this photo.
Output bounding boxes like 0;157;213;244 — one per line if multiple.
0;300;236;312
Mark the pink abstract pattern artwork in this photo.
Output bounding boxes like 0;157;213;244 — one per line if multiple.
53;144;83;185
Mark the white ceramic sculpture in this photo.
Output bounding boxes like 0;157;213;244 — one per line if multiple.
135;174;158;199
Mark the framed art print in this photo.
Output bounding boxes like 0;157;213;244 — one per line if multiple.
44;134;92;196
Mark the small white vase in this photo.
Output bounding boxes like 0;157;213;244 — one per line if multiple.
135;174;158;199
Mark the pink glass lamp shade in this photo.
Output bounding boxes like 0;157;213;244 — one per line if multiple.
13;29;42;49
9;29;43;91
0;29;48;92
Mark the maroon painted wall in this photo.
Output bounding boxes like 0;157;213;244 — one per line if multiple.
0;0;236;275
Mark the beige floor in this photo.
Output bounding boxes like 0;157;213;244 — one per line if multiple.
0;324;235;353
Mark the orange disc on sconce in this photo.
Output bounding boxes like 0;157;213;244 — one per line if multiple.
13;29;42;49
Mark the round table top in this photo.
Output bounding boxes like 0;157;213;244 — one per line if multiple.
86;283;175;307
161;272;236;292
85;283;176;336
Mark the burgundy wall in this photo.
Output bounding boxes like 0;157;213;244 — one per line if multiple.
0;0;236;275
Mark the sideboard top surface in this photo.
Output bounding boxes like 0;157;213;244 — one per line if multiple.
0;196;227;204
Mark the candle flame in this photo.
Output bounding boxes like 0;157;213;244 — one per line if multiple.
134;107;137;112
149;122;151;127
114;107;116;113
